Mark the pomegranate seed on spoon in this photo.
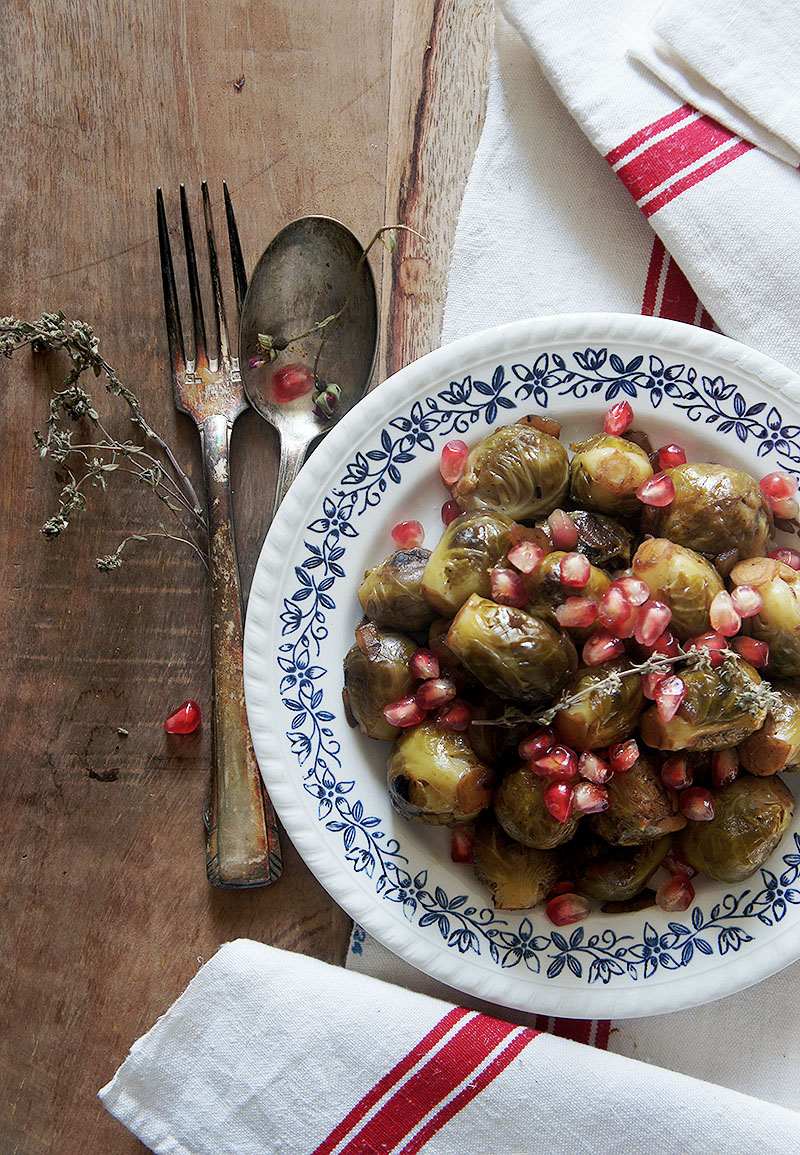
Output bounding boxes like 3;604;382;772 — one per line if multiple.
272;363;315;403
657;443;687;470
547;509;578;550
603;399;634;435
489;567;528;607
636;472;675;507
730;584;763;618
555;597;599;629
507;540;545;573
770;547;800;570
546;893;591;926
164;700;202;734
656;874;695;912
732;636;770;667
391;520;424;549
709;591;741;637
439;439;469;485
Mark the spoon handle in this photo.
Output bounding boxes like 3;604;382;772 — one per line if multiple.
272;426;311;519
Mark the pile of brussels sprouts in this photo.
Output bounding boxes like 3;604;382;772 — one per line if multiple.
342;402;799;925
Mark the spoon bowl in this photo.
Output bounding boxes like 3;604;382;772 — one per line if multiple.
239;215;378;512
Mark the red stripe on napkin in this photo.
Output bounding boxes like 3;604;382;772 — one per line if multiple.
642;139;752;217
642;237;716;328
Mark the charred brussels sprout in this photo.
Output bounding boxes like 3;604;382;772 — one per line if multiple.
342;624;417;741
655;463;772;563
632;538;724;639
386;721;494;825
451;424;569;521
358;548;437;633
445;594;574;703
494;765;580;849
472;814;564;909
554;661;644;751
421;510;513;617
590;751;686;844
640;657;771;752
676;776;794;882
563;510;633;570
730;557;800;677
574;834;671;902
525;551;610;641
568;433;653;516
739;681;800;775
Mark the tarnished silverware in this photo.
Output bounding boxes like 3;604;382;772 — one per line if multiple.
156;182;282;888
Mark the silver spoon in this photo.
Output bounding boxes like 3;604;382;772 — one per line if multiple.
239;216;379;514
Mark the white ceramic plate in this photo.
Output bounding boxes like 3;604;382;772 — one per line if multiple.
243;313;800;1019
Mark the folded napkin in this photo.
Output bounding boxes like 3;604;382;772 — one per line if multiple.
100;941;800;1154
630;0;800;167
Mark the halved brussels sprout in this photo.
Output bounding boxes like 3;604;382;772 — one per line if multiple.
730;557;800;677
451;424;569;521
494;765;580;849
631;538;724;639
421;510;513;617
640;657;771;751
342;624;418;741
358;548;437;633
574;834;671;902
568;433;653;515
676;775;794;882
738;680;800;775
554;661;644;751
524;551;610;641
472;814;564;909
386;721;494;825
655;463;772;563
445;593;574;703
590;751;686;845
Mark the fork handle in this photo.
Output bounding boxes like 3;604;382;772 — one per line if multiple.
201;412;282;887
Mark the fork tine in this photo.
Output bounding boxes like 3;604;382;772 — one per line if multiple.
223;181;248;321
179;184;208;368
156;187;186;375
201;181;231;366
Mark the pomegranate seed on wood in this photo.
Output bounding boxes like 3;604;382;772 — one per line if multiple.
441;499;461;526
435;698;471;731
709;591;742;637
636;472;675;507
547;509;579;550
490;567;529;607
450;826;474;863
507;540;545;574
560;551;591;587
603;399;634;435
760;472;798;502
546;893;591;926
660;754;692;790
555;597;599;629
534;745;578;781
582;633;625;665
730;584;763;618
655;675;686;722
519;727;555;761
656;874;695;912
609;739;639;773
383;696;426;728
572;781;609;814
679;786;715;821
409;648;440;680
439;440;469;485
391;520;424;549
712;748;739;787
578;750;612;784
769;548;800;570
732;636;770;667
415;677;457;710
164;700;202;734
657;443;687;470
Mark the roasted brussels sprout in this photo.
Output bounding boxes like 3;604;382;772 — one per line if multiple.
676;776;794;882
574;834;671;902
554;661;644;750
632;538;724;639
568;433;653;515
655;463;772;563
421;510;513;617
451;424;569;521
472;814;564;909
739;680;800;775
524;551;610;641
445;594;574;703
590;751;686;844
560;509;633;570
494;765;581;849
730;557;800;677
386;721;494;825
358;548;438;633
640;657;771;751
342;624;418;741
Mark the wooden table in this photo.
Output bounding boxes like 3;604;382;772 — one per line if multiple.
0;1;492;1150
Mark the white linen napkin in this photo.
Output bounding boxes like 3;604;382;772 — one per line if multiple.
630;0;800;168
100;940;800;1154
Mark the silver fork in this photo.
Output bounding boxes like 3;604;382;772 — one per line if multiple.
156;181;282;888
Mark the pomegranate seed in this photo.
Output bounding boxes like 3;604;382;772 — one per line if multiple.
272;363;315;403
656;874;695;912
769;548;800;570
655;675;686;722
732;636;770;667
730;584;763;618
548;880;575;898
555;597;599;629
685;631;728;667
441;499;460;526
642;670;667;700
709;591;742;637
391;520;424;549
770;496;799;520
657;443;687;470
599;584;636;635
679;786;715;821
534;744;578;781
507;540;545;574
415;677;457;710
560;552;591;588
603;399;634;436
760;472;798;501
582;633;625;665
572;781;609;814
450;826;474;863
660;754;692;790
644;630;680;659
548;509;579;551
637;472;675;507
489;567;529;607
164;700;201;734
440;440;469;485
712;748;739;787
543;781;575;822
609;739;639;773
617;575;651;606
634;600;672;647
578;750;612;784
519;727;555;760
435;698;471;731
383;696;427;728
546;893;591;926
662;849;697;878
409;649;440;680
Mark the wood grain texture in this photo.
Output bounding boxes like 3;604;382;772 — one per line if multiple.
0;1;491;1151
